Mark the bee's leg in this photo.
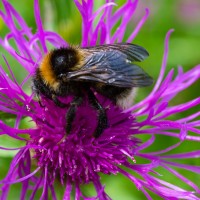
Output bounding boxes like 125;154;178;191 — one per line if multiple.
65;96;83;134
52;95;68;108
87;89;108;138
36;93;46;108
38;99;45;108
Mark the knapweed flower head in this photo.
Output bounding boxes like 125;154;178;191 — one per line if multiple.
0;0;200;200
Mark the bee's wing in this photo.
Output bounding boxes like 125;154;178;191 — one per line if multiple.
84;43;149;62
67;43;153;88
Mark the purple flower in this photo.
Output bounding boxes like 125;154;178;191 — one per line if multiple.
0;0;200;200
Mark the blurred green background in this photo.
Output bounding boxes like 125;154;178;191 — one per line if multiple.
0;0;200;199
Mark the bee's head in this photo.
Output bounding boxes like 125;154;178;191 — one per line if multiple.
50;47;79;79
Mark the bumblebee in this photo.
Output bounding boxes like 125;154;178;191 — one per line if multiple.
33;43;153;138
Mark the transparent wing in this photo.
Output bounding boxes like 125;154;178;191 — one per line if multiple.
67;43;153;88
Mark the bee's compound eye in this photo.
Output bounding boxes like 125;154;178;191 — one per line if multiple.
50;52;69;77
54;55;67;68
51;48;77;66
50;48;79;77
